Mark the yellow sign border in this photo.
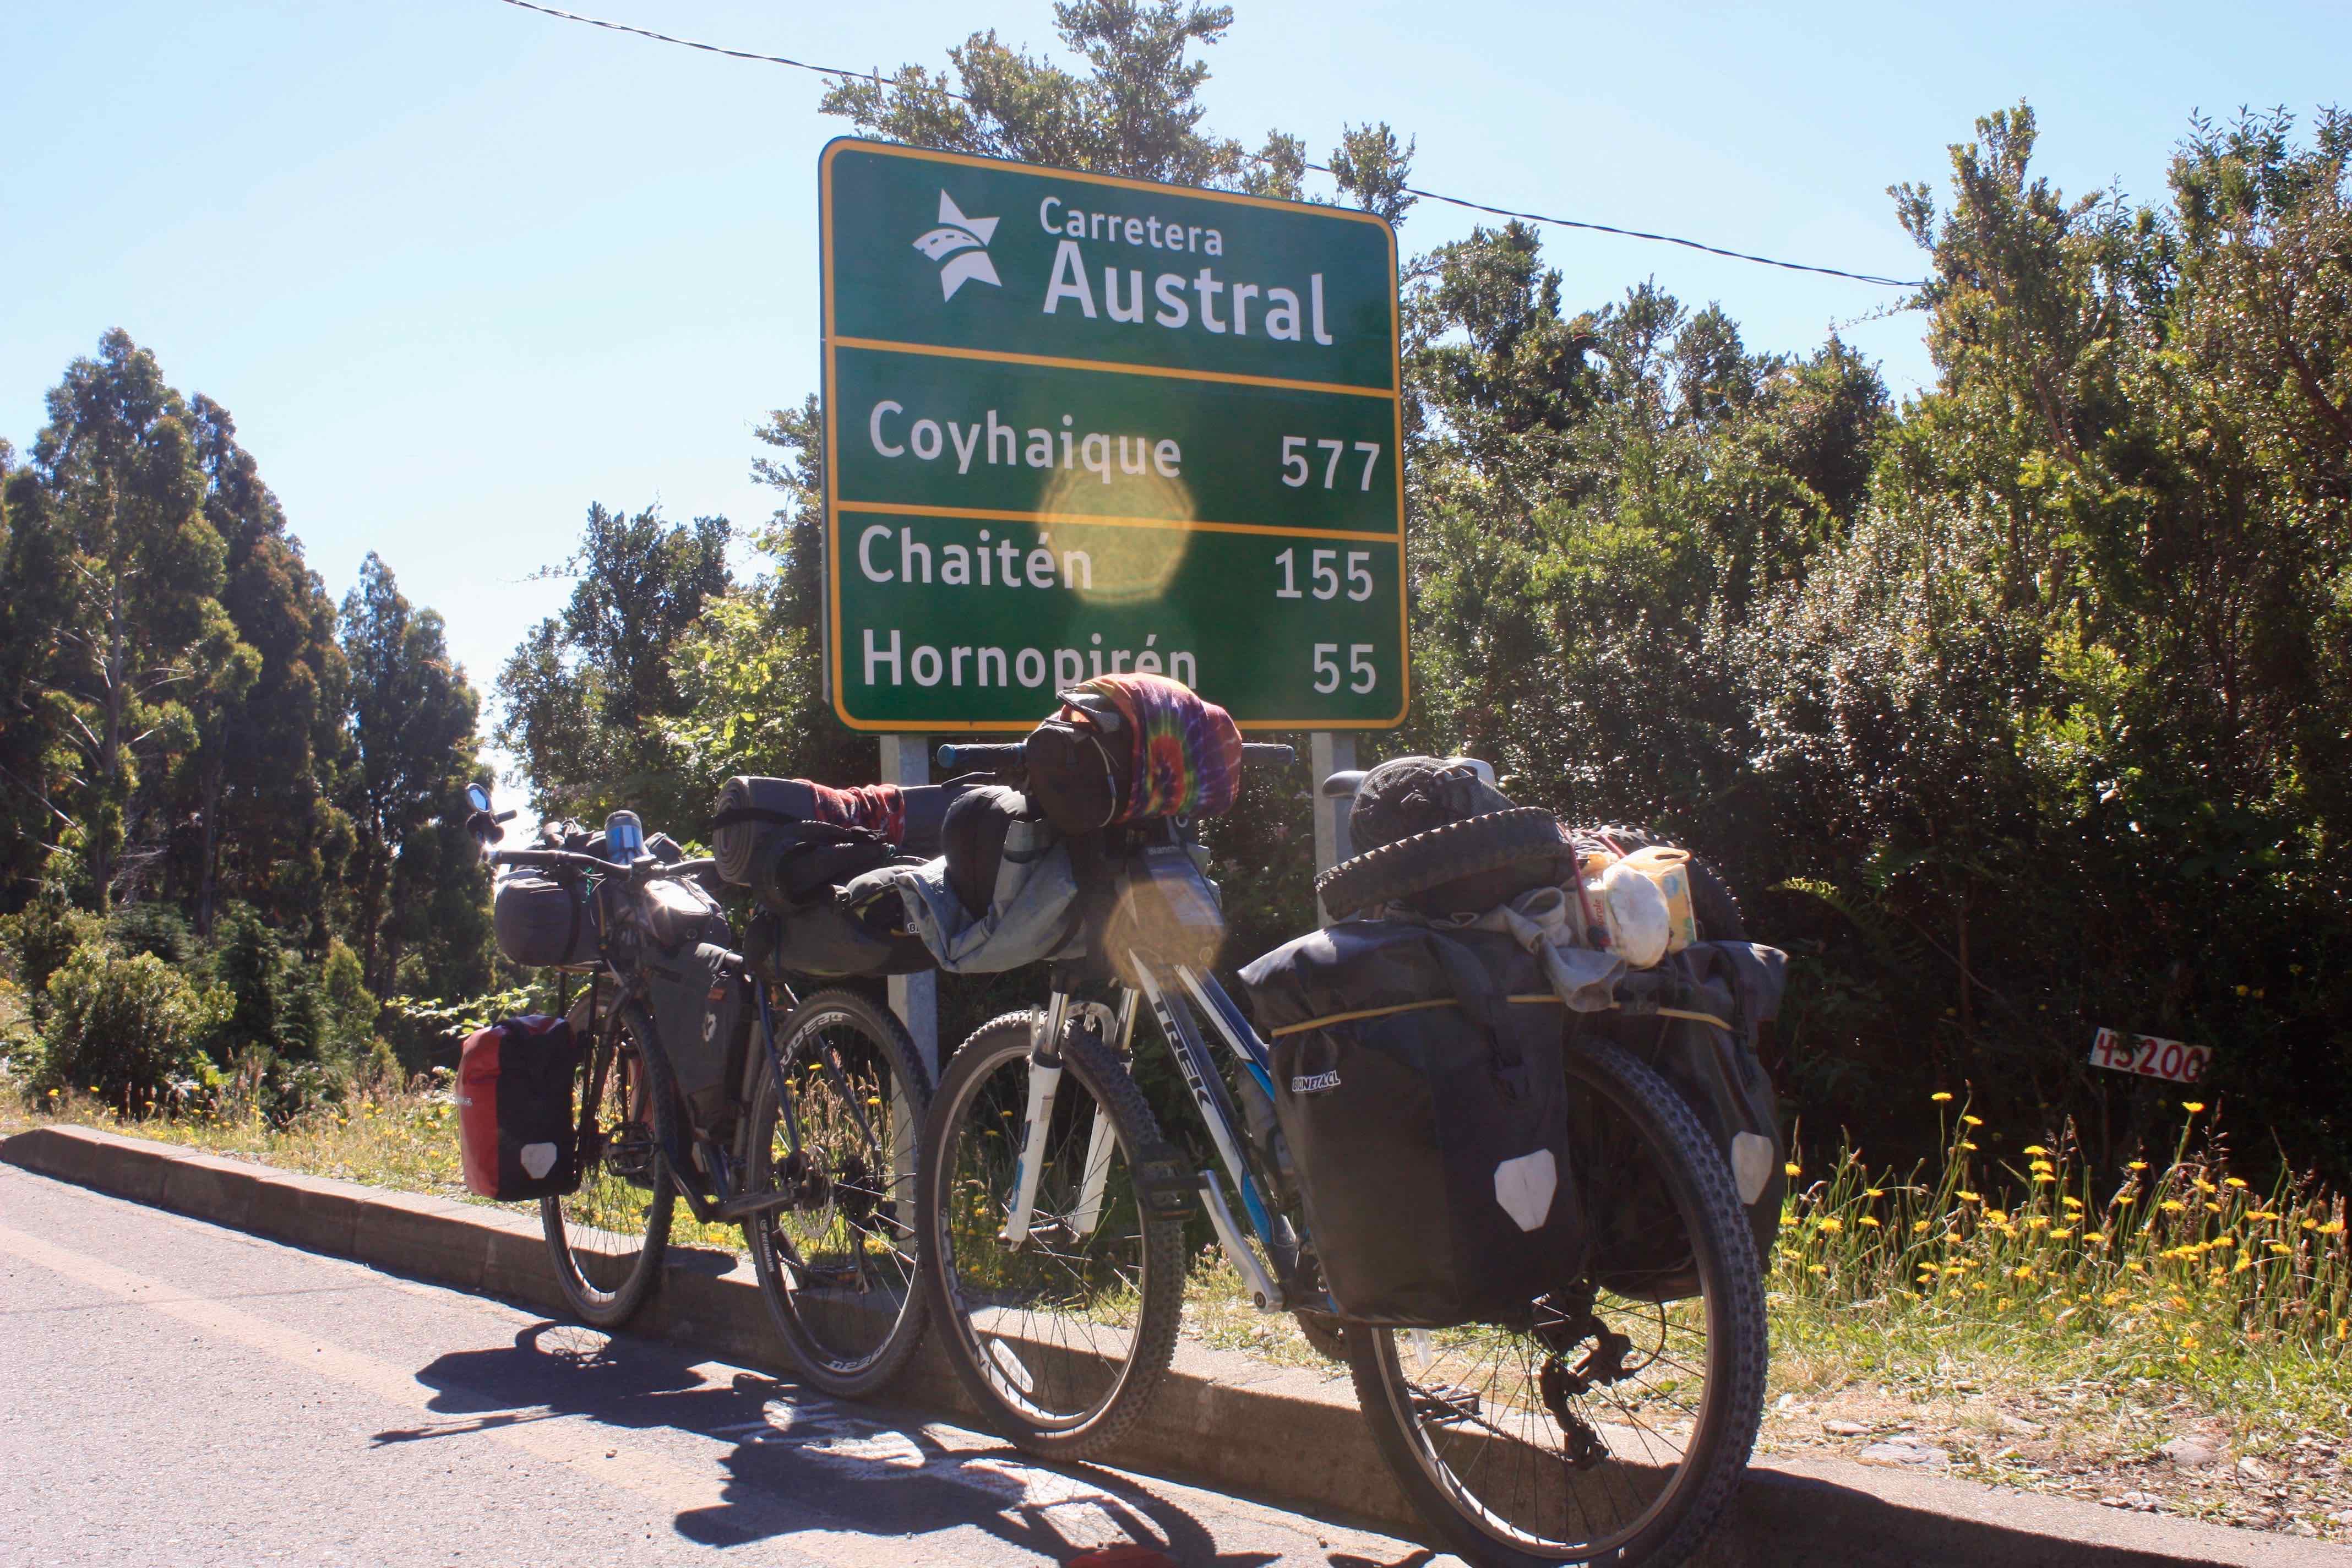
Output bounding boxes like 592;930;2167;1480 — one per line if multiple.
820;137;1409;733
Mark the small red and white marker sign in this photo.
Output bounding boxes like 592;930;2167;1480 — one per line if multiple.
2090;1027;2211;1086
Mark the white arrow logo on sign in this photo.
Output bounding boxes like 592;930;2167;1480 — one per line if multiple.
912;191;1001;300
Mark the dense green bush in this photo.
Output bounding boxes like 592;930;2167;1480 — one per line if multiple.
0;898;105;1015
37;946;223;1112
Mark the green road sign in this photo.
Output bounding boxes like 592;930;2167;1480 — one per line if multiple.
819;138;1406;731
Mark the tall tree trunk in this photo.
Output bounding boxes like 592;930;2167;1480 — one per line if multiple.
356;840;389;995
92;577;126;912
195;743;222;939
1954;883;1973;1036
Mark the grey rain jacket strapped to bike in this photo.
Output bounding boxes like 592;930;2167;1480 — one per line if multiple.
842;791;1089;975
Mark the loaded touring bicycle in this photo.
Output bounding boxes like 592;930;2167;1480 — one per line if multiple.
895;684;1778;1568
464;784;934;1398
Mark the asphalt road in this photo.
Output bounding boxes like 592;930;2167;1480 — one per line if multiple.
0;1164;1429;1568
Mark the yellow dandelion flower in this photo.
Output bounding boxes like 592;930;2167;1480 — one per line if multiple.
2049;1228;2074;1239
2012;1264;2036;1280
2212;1235;2235;1248
2160;1200;2185;1212
1816;1217;1844;1234
2204;1202;2223;1214
1864;1188;1885;1199
1931;1092;1953;1102
2128;1161;2149;1172
2028;1216;2052;1229
1959;1191;1981;1203
2029;1159;2056;1173
2248;1210;2278;1221
1809;1264;1828;1275
1985;1208;2009;1223
2320;1221;2348;1237
1784;1162;1802;1177
2269;1242;2293;1255
2022;1145;2051;1157
2182;1101;2205;1114
2194;1179;2218;1193
1913;1220;1932;1233
1858;1215;1882;1228
2303;1218;2320;1231
2033;1173;2057;1184
1962;1114;1984;1127
2224;1177;2247;1189
2233;1257;2253;1273
2126;1260;2145;1272
1960;1141;1980;1151
2063;1195;2084;1208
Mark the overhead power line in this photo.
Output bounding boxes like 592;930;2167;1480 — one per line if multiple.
1375;188;1926;288
493;0;1930;290
493;0;962;96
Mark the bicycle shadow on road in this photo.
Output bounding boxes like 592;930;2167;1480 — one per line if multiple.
375;1320;1413;1566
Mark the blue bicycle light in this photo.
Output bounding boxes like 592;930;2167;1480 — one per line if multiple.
605;810;644;859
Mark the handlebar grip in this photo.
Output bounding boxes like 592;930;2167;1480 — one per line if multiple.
935;742;1028;773
1240;743;1296;767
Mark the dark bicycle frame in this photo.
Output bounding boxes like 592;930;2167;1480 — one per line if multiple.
498;845;890;1248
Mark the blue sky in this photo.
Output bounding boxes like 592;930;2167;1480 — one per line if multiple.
6;0;2345;775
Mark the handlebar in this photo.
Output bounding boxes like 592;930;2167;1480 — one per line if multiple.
935;741;1298;774
490;848;718;881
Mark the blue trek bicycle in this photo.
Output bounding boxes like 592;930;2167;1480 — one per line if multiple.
908;745;1767;1568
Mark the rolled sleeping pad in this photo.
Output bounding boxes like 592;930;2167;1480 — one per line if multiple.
711;776;821;885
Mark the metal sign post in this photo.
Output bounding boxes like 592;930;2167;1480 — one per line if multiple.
878;734;937;1077
818;138;1408;732
1310;731;1355;925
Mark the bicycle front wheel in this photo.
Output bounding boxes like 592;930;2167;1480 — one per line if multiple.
1347;1035;1767;1568
916;1011;1186;1460
745;988;932;1400
542;995;676;1329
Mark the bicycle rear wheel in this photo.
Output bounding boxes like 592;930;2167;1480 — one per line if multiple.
745;988;932;1399
915;1011;1186;1459
1347;1035;1766;1567
542;995;676;1329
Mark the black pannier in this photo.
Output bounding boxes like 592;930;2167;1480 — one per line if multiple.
493;875;600;970
743;903;934;981
1239;922;1586;1328
1576;941;1787;1297
646;941;752;1136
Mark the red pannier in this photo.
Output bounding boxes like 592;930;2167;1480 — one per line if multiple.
456;1015;584;1200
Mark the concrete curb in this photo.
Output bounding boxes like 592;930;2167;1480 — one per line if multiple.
6;1124;2342;1567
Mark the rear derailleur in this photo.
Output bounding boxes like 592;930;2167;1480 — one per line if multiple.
1536;1297;1638;1472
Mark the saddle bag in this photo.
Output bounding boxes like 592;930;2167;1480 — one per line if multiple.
1239;922;1586;1327
646;941;752;1136
492;875;599;970
456;1015;583;1200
